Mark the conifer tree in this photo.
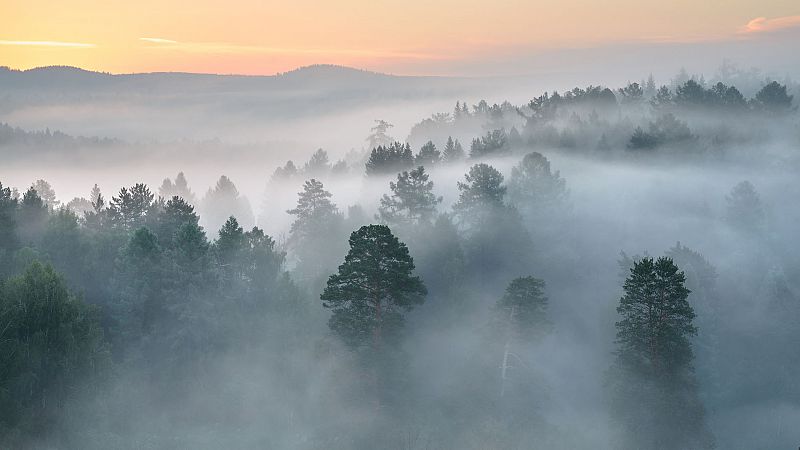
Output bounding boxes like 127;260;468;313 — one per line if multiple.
442;136;466;162
507;152;568;215
609;256;713;450
321;225;426;406
377;166;442;227
415;140;441;166
493;276;550;398
321;225;426;350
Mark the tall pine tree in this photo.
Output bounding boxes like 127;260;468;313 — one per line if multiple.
609;256;713;450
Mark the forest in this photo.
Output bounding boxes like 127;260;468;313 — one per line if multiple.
1;69;799;449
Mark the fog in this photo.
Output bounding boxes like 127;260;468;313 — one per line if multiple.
1;62;799;449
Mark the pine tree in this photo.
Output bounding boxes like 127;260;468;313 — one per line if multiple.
365;142;414;176
442;136;465;162
321;225;426;406
0;262;108;438
609;256;713;450
287;179;343;282
415;140;441;166
159;172;196;205
725;180;764;233
366;119;394;150
108;183;156;231
154;196;200;247
321;224;426;349
507;152;568;215
31;179;59;209
377;166;442;227
493;276;551;398
0;182;19;274
304;148;331;177
200;175;254;235
17;187;49;245
453;163;506;229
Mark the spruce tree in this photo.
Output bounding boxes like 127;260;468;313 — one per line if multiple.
442;136;465;162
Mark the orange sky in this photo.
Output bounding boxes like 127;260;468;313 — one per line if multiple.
1;0;798;75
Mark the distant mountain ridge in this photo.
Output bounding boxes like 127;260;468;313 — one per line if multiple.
0;64;461;95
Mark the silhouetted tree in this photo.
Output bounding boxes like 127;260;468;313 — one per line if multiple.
200;175;254;235
377;166;442;227
321;225;426;406
507;152;568;214
492;276;551;398
725;180;764;233
442;136;465;162
365;142;414;176
752;81;793;114
415;141;441;166
31;179;58;209
366;120;394;150
609;257;713;450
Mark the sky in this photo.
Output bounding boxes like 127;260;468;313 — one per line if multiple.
1;0;799;76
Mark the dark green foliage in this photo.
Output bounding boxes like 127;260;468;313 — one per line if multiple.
609;257;713;450
321;225;426;351
287;178;340;247
753;81;793;113
442;136;465;162
0;262;108;440
17;187;49;246
415;140;441;166
469;129;507;158
453;163;506;227
493;276;551;343
453;164;534;286
618;82;643;103
365;142;414;176
0;182;18;276
108;183;156;231
154;196;200;247
377;166;442;227
628;113;693;150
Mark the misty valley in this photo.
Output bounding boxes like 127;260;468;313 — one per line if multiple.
1;65;799;449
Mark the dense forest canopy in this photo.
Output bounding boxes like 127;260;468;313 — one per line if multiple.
0;66;799;449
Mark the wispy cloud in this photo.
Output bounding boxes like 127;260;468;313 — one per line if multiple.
741;15;800;34
139;37;178;44
0;40;95;48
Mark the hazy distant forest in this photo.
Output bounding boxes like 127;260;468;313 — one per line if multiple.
1;66;799;449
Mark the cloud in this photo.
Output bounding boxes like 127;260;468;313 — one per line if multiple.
0;40;95;48
741;15;800;34
139;37;178;44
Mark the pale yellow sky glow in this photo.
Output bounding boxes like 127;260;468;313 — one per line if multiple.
1;0;798;75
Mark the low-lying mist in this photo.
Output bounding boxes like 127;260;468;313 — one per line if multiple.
1;63;799;449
